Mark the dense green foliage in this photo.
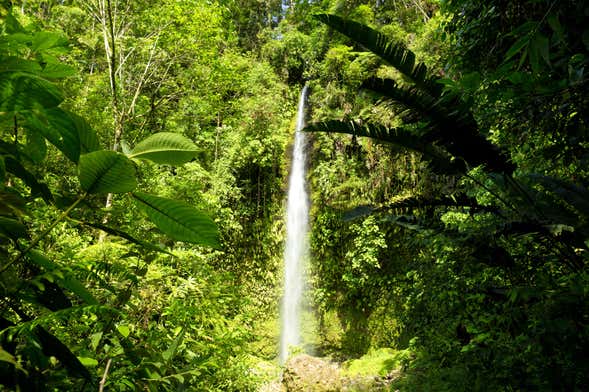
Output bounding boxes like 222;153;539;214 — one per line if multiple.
0;1;293;390
303;0;589;390
1;0;588;390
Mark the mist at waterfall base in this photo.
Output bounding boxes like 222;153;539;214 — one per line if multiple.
280;86;311;364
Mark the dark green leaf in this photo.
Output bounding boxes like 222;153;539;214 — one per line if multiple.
4;156;54;202
27;250;98;305
132;192;219;247
304;120;465;174
25;127;47;163
505;35;530;61
34;326;91;380
0;216;27;240
0;57;42;74
78;151;137;194
0;156;5;182
0;72;63;112
25;108;81;162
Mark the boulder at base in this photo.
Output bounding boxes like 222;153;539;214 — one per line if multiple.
282;354;341;391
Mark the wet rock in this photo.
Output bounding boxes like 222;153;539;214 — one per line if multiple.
282;354;342;391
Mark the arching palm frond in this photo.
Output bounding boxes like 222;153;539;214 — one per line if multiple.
362;77;474;129
304;120;465;174
313;15;515;175
315;13;443;98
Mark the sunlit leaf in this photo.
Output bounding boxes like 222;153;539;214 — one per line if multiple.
117;324;130;338
129;132;199;165
78;151;137;194
31;31;68;53
132;192;219;247
77;357;98;367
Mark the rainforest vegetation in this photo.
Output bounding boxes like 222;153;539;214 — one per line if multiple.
1;0;588;390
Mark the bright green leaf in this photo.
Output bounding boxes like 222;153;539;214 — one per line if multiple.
117;324;130;338
129;132;199;165
40;62;76;79
90;332;103;352
77;357;98;367
0;347;26;374
78;151;137;194
132;192;219;247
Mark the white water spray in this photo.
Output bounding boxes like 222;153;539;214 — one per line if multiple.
280;85;310;364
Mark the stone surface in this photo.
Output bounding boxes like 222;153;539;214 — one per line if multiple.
282;354;342;391
271;354;401;391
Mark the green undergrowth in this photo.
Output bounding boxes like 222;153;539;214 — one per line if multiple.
341;347;410;377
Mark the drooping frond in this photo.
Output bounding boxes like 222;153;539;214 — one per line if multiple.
304;120;465;174
315;13;442;97
362;77;475;130
342;193;494;221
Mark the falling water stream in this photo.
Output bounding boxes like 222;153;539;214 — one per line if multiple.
280;85;310;364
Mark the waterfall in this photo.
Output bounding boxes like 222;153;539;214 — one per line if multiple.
280;85;310;364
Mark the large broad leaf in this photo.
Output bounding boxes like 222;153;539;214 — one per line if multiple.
78;151;137;194
4;156;54;203
31;31;68;54
315;14;441;97
0;72;63;112
25;127;47;163
25;108;81;162
129;132;199;165
70;112;101;154
34;326;91;380
132;192;219;247
0;216;28;241
362;78;475;129
28;250;99;305
0;56;42;74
